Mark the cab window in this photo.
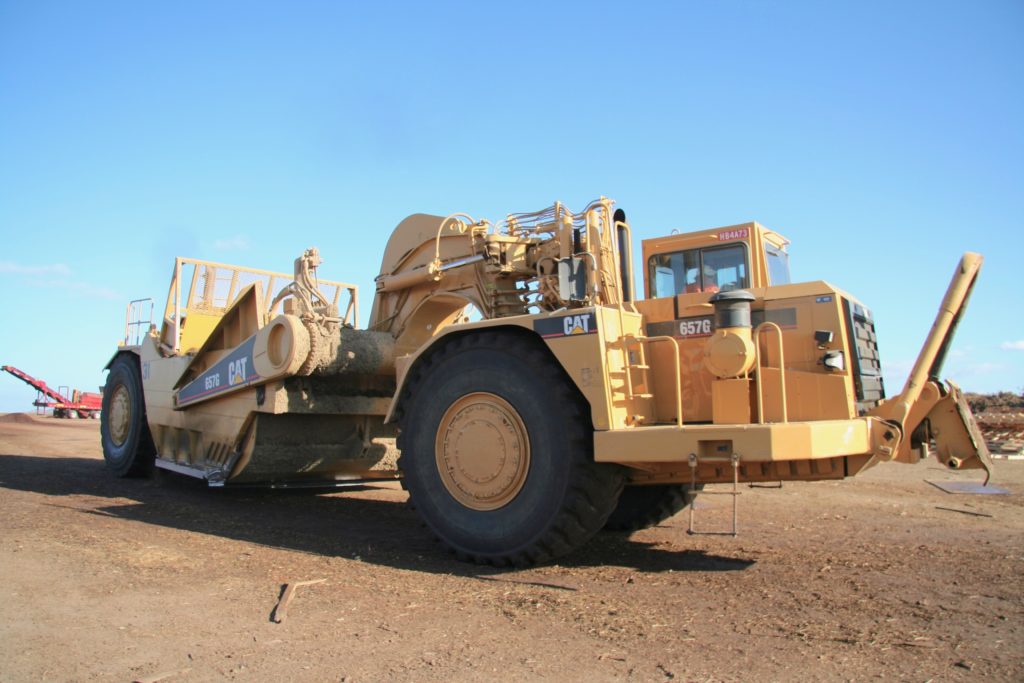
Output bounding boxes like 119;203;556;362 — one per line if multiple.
648;244;748;298
765;241;791;285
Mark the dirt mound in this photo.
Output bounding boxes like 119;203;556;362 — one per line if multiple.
978;411;1024;427
0;413;41;424
977;412;1024;455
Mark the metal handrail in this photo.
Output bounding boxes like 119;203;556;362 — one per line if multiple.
621;334;683;427
123;298;154;346
754;321;787;423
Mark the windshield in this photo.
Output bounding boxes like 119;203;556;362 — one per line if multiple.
648;244;748;298
765;241;791;285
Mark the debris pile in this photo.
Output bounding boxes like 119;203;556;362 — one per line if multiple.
976;411;1024;458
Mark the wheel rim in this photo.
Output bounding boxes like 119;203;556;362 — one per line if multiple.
434;392;531;511
108;384;132;447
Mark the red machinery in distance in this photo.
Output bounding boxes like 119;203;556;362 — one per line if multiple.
1;365;103;418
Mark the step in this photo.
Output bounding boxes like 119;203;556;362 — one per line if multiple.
688;453;740;537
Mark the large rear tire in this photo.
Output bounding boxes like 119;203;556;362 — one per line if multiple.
100;354;156;477
603;483;703;532
398;331;624;566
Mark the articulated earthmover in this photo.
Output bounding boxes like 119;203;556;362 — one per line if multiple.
101;197;990;565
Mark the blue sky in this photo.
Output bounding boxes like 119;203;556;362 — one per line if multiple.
1;1;1022;412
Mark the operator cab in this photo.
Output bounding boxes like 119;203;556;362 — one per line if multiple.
637;222;795;424
642;222;791;299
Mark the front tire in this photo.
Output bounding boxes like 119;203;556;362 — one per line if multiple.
100;354;156;477
398;331;624;566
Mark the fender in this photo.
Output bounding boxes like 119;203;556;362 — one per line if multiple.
384;308;620;431
103;346;141;371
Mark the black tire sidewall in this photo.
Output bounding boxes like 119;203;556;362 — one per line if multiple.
403;346;582;558
100;355;146;477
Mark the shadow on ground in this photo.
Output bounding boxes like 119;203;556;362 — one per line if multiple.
0;453;755;575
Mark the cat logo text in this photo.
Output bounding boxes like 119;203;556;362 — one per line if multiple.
533;312;598;339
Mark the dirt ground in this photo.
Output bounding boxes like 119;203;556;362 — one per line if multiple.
1;413;1021;683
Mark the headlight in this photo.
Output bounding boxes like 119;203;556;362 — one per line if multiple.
823;350;845;372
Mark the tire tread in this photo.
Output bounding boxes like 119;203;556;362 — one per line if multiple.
603;483;702;532
399;330;623;566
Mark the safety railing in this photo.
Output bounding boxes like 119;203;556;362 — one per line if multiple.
754;321;787;423
618;334;682;427
163;257;359;354
123;298;154;347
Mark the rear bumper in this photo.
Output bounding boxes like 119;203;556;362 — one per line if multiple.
595;416;894;464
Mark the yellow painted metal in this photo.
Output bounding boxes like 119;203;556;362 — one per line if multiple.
175;313;221;354
160;255;357;355
384;310;617;430
597;306;648;429
889;380;942;465
252;314;311;379
613;217;637;302
875;253;983;426
433;392;531;511
703;327;756;379
925;382;993;479
593;418;878;464
712;379;751;424
866;253;990;480
140;336;245;468
175;282;267;389
375;261;441;292
754;322;787;424
640;335;682;427
116;195;987;496
624;453;859;486
636;279;861;425
758;369;852;423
